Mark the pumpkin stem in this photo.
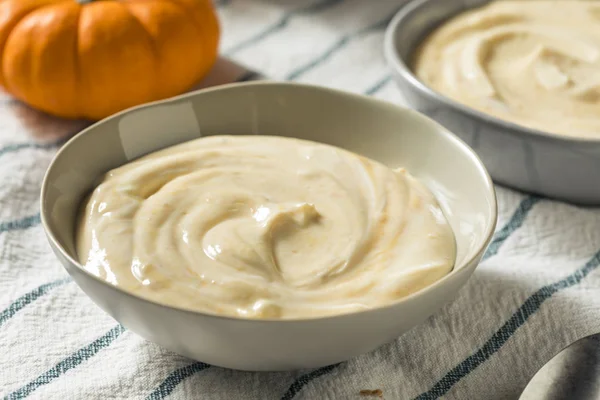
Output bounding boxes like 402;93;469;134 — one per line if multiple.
76;0;95;4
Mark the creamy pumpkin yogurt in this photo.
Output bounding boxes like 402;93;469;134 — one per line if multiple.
414;0;600;138
76;135;455;319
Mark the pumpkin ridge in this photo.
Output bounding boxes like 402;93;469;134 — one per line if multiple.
72;4;81;117
0;1;64;94
121;2;160;100
0;1;54;90
138;0;205;39
166;0;217;37
164;0;219;83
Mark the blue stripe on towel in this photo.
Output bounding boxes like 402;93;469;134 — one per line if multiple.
0;213;41;234
365;75;392;96
0;279;70;329
225;0;345;55
145;362;211;400
280;364;341;400
414;248;600;399
5;324;126;400
483;195;541;261
280;194;541;399
286;13;395;81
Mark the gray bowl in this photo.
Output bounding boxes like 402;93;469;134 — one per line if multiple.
384;0;600;206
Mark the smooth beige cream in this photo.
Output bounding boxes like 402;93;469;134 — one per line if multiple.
76;135;455;319
414;0;600;137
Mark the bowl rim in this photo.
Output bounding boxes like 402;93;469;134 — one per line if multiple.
41;80;498;323
383;0;600;145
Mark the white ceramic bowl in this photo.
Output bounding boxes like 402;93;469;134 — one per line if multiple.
41;81;497;371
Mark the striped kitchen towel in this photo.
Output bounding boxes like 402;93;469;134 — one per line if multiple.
2;0;600;399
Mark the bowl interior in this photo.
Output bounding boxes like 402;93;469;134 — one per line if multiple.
42;82;496;288
389;0;492;73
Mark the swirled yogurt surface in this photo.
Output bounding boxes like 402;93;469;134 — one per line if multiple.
414;0;600;137
76;135;455;319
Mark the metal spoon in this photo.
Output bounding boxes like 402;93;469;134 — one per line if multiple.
520;333;600;399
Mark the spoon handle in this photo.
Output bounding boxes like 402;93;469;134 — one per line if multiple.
520;333;600;399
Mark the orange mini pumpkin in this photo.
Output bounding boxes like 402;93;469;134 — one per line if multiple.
0;0;220;120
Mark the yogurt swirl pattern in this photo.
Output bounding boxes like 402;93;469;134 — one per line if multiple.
76;135;455;319
414;1;600;137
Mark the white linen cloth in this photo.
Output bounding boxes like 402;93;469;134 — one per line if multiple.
2;1;600;399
